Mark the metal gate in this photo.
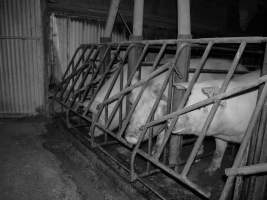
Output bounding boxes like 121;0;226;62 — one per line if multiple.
53;37;267;199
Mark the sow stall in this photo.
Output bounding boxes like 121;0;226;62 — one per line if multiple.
52;37;267;199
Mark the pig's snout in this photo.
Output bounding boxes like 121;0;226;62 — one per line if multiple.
125;132;138;144
172;115;191;134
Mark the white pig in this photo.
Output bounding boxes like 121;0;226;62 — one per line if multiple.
173;70;259;174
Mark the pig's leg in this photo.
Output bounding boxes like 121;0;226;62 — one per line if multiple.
206;138;227;175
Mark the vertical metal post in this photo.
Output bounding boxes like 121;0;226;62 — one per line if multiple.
128;0;144;76
169;0;191;170
100;0;121;73
104;0;121;38
127;0;144;111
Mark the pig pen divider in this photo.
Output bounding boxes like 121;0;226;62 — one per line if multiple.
52;37;267;200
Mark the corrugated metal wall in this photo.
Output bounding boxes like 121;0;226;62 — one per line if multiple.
50;14;127;81
0;0;45;116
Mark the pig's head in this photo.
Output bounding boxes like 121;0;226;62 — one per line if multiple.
125;80;167;144
173;81;224;135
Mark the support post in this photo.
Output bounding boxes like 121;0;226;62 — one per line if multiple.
127;0;144;111
104;0;121;38
169;0;191;170
128;0;144;77
100;0;121;73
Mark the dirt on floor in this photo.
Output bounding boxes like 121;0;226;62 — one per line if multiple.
0;118;144;200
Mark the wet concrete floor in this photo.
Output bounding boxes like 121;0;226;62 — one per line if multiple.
0;118;144;200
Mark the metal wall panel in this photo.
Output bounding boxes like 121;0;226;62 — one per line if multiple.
50;14;126;80
0;0;45;116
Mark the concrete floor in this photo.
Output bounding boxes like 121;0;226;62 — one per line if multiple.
0;118;143;200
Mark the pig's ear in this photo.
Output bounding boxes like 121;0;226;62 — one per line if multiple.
202;86;226;107
173;82;189;90
201;86;220;98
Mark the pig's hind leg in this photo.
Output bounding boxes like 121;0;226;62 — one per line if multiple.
205;138;227;175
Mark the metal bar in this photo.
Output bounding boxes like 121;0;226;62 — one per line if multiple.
54;97;133;148
118;12;132;35
104;0;121;38
138;169;161;178
88;61;124;146
130;43;189;180
146;124;153;172
104;103;109;143
61;57;94;86
79;37;267;47
58;46;98;99
105;44;149;130
81;46;108;102
82;45;121;115
62;45;95;83
96;146;167;200
63;66;86;103
219;82;267;200
133;0;144;36
181;42;247;177
62;45;91;82
80;46;121;105
66;120;166;200
93;140;119;147
153;42;214;159
99;62;170;107
88;45;131;145
137;149;211;198
225;163;267;176
189;68;248;74
115;43;167;137
54;46;87;98
177;0;191;36
119;60;124;129
69;65;93;108
94;123;132;148
87;48;130;130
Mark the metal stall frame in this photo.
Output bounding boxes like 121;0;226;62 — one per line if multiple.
53;37;267;200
